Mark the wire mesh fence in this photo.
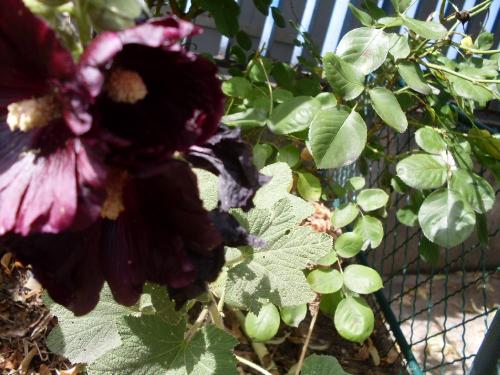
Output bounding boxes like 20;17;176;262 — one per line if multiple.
343;127;500;374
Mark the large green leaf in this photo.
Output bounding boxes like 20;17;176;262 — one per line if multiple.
402;17;447;40
45;284;136;364
396;206;419;227
276;145;301;168
348;3;373;26
336;27;391;75
225;201;332;312
88;317;238;375
449;75;494;105
334;296;374;343
418;188;476;248
419;237;440;265
269;96;321;135
449;170;495;213
221;77;252;98
307;269;343;294
252;164;314;222
415;127;446;154
302;354;351;375
279;304;307;328
369;87;408;132
309;108;367;169
389;34;410;60
331;203;360;229
398;62;431;95
193;169;218;211
253;162;292;208
356;188;389;212
244;303;280;342
323;53;364;100
334;232;363;258
297;171;322;201
193;0;240;36
396;154;448;190
390;0;412;12
343;265;383;294
353;215;384;250
222;108;267;128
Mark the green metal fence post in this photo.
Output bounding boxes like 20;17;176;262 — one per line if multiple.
469;310;500;375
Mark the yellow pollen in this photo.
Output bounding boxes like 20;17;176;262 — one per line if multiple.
6;95;61;132
101;170;127;220
106;69;148;104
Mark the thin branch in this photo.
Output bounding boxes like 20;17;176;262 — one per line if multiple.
235;355;274;375
294;299;320;375
421;61;500;84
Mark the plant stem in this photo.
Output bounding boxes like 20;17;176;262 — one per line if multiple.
169;0;183;17
235;355;274;375
294;299;320;375
421;61;500;84
185;306;209;341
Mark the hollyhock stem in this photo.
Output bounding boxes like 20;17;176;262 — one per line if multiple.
74;0;92;46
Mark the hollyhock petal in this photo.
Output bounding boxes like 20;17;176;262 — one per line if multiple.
0;122;106;235
3;224;105;315
188;126;270;211
77;18;223;165
0;0;75;104
101;161;223;306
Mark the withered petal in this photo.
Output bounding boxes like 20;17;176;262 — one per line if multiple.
188;126;270;211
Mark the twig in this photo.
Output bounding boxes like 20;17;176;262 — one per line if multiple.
236;355;274;375
421;61;500;84
294;298;320;375
185;306;209;341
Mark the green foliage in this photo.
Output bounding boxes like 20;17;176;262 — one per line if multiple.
307;269;343;294
418;188;476;248
244;303;280;342
336;27;391;75
45;284;137;364
343;265;383;294
334;297;374;343
334;232;363;258
309;108;367;169
279;304;307;327
225;202;332;311
368;88;408;132
354;215;384;250
302;354;351;375
88;319;238;375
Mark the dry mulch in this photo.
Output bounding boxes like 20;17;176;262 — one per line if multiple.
1;253;407;374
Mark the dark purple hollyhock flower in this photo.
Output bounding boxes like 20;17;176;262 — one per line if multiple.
77;17;224;170
0;0;107;235
4;161;225;314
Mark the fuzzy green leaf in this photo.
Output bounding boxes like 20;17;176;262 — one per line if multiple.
88;317;238;375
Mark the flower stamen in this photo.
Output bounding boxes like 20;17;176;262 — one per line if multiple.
105;69;148;104
7;95;61;132
101;170;127;220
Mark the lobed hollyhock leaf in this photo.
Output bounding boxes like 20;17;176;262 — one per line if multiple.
88;318;239;375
